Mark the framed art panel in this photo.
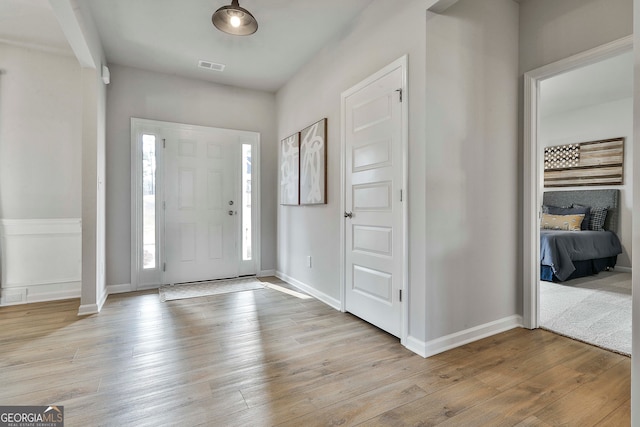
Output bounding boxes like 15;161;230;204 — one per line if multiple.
280;133;300;205
544;137;624;187
300;118;327;205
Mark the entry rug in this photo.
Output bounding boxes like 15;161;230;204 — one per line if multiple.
159;278;264;302
540;271;631;356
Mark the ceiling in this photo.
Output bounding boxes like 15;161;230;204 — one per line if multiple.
540;50;633;117
1;0;373;92
3;1;631;100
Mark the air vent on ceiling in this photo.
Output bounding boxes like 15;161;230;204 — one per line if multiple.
198;60;226;72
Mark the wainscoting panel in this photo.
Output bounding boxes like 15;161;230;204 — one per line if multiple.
0;219;81;305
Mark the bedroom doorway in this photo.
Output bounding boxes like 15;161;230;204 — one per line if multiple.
523;37;633;353
130;118;261;290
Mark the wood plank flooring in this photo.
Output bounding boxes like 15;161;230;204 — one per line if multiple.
0;277;630;426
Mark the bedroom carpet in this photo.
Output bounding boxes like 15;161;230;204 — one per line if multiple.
540;270;631;356
159;277;265;302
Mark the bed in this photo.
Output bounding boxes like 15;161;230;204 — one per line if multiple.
540;189;623;282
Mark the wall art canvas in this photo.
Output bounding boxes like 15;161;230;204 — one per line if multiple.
299;118;327;205
280;133;300;205
544;137;624;187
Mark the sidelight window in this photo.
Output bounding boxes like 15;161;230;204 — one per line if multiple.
142;134;156;269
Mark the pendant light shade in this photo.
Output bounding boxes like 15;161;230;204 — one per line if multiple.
212;0;258;36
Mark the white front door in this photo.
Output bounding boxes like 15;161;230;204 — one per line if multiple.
163;128;239;284
343;59;406;337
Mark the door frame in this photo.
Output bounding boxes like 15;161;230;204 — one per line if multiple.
339;55;409;343
130;118;261;290
522;36;632;328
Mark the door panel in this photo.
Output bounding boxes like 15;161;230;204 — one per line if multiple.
345;64;404;337
164;129;239;284
353;225;392;256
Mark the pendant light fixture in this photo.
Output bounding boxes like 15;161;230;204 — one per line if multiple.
212;0;258;36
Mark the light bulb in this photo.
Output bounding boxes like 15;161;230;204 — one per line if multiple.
230;15;241;28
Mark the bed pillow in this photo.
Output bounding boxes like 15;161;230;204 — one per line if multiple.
542;204;570;214
541;213;585;231
571;204;592;230
588;207;608;231
546;205;591;231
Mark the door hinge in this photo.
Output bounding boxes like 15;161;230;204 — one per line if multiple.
400;189;403;202
395;88;403;102
163;138;166;148
163;262;166;272
163;201;166;210
399;289;402;302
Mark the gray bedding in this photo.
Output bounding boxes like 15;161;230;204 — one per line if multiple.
540;230;622;281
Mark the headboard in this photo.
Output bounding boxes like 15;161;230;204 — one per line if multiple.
543;189;620;233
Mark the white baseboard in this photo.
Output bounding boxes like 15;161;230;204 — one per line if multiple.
614;266;632;273
28;286;80;304
404;315;523;358
137;282;161;291
258;269;276;277
107;283;133;294
0;283;80;306
77;303;99;316
275;271;341;311
97;287;108;312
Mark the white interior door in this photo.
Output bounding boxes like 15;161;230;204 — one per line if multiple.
163;128;239;284
344;60;405;337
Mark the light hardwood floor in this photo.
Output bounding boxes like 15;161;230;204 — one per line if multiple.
0;277;630;426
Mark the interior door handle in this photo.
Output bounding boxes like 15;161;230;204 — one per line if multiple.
344;211;353;218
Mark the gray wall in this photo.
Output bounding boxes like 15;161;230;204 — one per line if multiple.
633;0;640;421
424;0;520;340
276;0;428;309
631;0;640;426
277;0;520;345
105;65;278;287
519;0;633;73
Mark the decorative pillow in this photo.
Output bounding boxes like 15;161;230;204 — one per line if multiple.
541;213;585;231
546;205;591;230
565;205;592;231
570;204;592;230
588;207;608;231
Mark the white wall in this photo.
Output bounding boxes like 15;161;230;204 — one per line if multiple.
0;219;81;305
0;43;82;219
540;97;633;268
105;64;278;288
49;0;110;314
0;43;83;303
277;0;520;353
